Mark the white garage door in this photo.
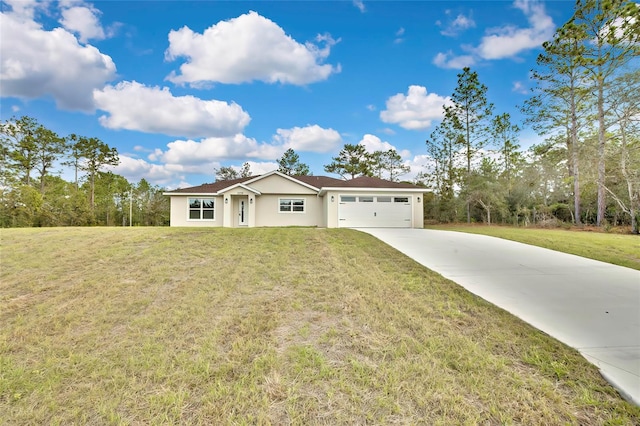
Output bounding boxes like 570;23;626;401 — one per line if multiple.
338;195;412;228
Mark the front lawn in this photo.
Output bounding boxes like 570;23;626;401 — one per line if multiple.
1;227;638;424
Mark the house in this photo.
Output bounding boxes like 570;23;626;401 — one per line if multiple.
163;171;426;228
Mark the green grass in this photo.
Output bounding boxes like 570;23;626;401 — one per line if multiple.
1;227;639;424
427;224;640;271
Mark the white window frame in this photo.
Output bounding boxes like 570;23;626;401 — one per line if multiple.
279;198;305;213
188;198;216;221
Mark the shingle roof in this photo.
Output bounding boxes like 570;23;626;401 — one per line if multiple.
166;175;256;194
165;173;425;194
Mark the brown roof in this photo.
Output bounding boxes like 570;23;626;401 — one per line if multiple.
166;175;256;194
165;172;425;194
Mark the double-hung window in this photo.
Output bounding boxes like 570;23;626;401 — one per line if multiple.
189;198;215;220
279;198;305;213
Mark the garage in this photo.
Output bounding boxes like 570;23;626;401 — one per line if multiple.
338;195;412;228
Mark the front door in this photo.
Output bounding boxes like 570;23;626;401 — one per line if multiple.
238;198;247;226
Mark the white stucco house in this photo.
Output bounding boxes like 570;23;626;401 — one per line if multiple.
163;171;427;228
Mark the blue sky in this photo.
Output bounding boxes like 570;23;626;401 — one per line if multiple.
0;0;575;189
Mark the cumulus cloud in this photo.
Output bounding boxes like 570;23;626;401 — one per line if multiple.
273;125;341;153
380;85;451;130
157;134;271;166
358;134;410;158
433;51;476;69
476;0;555;60
439;12;476;37
93;81;251;138
59;2;106;42
109;154;179;186
165;11;340;86
353;0;366;13
0;1;116;111
152;124;339;176
433;0;555;69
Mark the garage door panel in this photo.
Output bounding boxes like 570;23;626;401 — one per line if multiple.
338;196;411;228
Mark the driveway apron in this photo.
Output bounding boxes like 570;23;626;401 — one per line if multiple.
358;228;640;405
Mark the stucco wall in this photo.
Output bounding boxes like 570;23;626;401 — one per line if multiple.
169;195;223;227
255;194;323;227
250;174;317;195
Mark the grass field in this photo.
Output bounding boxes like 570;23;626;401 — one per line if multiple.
1;227;639;424
427;224;640;271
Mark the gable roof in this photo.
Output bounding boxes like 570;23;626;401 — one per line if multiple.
163;176;254;194
164;172;425;195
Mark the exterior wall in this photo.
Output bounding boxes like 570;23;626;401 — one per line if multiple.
250;174;317;195
255;194;323;227
169;195;223;227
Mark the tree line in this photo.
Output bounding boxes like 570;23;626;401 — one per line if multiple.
0;116;169;227
423;0;639;232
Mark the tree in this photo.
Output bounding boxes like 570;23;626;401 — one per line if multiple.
605;69;640;233
33;125;66;195
239;162;252;178
215;166;239;181
465;158;506;225
425;116;463;222
571;0;640;225
277;148;310;175
445;67;494;222
490;113;522;194
370;150;410;181
1;116;38;186
525;21;590;225
75;137;119;213
324;144;372;179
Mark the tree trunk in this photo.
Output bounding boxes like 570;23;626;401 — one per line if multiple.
596;78;606;226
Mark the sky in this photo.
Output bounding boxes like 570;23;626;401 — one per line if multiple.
0;0;577;189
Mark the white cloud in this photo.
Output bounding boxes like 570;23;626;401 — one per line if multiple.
0;2;116;111
476;0;555;60
366;104;376;111
165;11;340;86
353;0;366;13
109;154;179;186
512;81;529;94
358;134;410;158
394;27;405;44
59;3;105;43
273;125;342;153
152;124;340;175
433;0;555;69
157;134;268;166
440;13;476;37
93;81;251;138
380;85;451;130
433;51;476;69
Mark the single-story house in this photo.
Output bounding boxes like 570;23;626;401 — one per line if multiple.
163;171;427;228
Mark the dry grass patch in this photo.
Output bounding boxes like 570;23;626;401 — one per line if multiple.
1;227;639;424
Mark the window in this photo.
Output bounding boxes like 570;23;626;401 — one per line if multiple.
394;197;409;203
279;198;305;213
340;196;356;202
189;198;215;220
377;196;391;202
359;196;374;202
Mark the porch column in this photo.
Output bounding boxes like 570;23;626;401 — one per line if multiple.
222;194;232;227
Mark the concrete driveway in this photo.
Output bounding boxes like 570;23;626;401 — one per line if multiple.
358;228;640;405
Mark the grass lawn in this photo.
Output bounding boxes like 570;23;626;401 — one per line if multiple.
427;224;640;271
1;227;639;424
